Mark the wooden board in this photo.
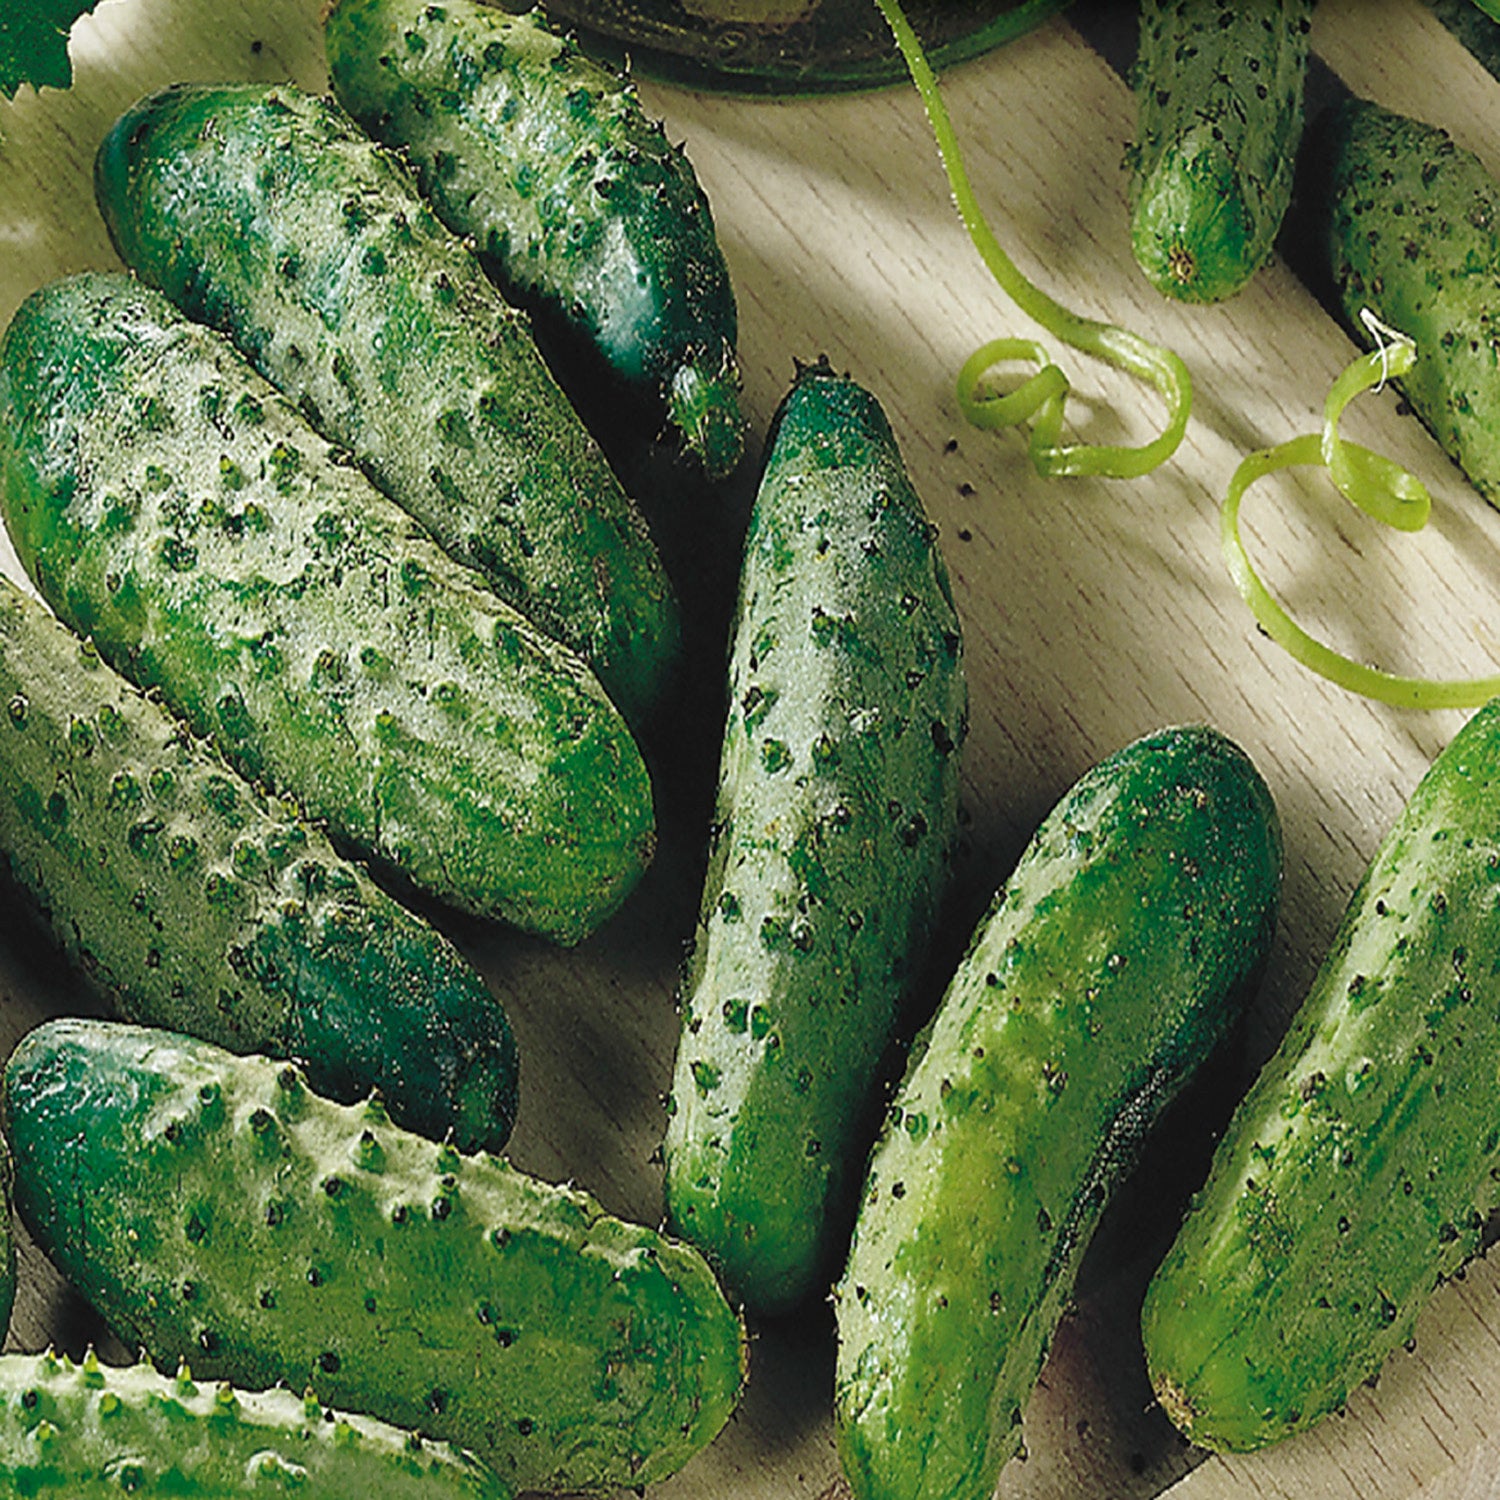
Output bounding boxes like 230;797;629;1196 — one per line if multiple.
4;1;1500;1496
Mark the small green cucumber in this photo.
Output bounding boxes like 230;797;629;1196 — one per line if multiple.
661;363;967;1316
1305;95;1500;505
1128;0;1314;303
0;1349;509;1498
834;725;1283;1500
0;571;517;1155
1142;697;1500;1452
95;80;680;726
4;1018;748;1494
0;272;654;946
324;0;744;480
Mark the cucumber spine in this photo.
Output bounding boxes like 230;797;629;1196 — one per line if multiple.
0;271;654;945
3;1017;748;1495
0;571;517;1154
834;725;1283;1500
95;80;680;726
662;363;966;1315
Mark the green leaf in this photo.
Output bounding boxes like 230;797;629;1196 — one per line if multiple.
0;0;104;100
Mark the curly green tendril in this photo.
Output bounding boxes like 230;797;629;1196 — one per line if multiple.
1222;313;1500;709
875;0;1191;478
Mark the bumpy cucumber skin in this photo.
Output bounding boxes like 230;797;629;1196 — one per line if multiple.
1308;96;1500;506
324;0;744;480
1143;698;1500;1453
0;272;654;946
834;726;1283;1500
1129;0;1314;303
661;365;966;1316
0;574;518;1155
0;1350;509;1498
4;1018;748;1495
95;81;680;727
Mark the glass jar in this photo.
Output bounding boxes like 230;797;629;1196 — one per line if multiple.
541;0;1072;94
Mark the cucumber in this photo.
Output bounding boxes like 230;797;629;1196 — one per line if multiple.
0;1130;11;1343
0;571;517;1155
94;80;680;727
1304;95;1500;505
323;0;744;481
0;272;654;946
833;725;1283;1500
0;1349;509;1498
1142;696;1500;1452
1128;0;1315;303
661;363;967;1316
3;1017;748;1494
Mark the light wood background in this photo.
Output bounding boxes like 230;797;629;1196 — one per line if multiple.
5;1;1500;1496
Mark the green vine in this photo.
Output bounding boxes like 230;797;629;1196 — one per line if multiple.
876;0;1191;478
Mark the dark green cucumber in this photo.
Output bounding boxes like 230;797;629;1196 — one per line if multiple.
4;1018;748;1494
0;572;517;1155
1304;95;1500;505
94;80;679;726
1129;0;1314;303
661;364;966;1316
0;1349;508;1498
324;0;744;480
834;726;1283;1500
0;272;653;946
1143;697;1500;1453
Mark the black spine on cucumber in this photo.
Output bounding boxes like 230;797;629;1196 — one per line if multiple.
0;1349;510;1498
1129;0;1315;303
0;272;656;946
94;79;681;727
324;0;745;480
0;572;518;1155
1302;94;1500;506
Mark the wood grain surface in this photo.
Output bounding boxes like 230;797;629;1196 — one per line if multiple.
4;1;1500;1497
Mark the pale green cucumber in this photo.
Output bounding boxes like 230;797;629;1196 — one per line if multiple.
0;571;517;1154
3;1017;748;1495
662;363;967;1316
1143;696;1500;1452
0;1349;508;1498
95;80;680;725
834;725;1283;1500
0;271;654;945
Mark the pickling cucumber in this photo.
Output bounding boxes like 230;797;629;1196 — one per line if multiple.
1304;95;1500;505
834;725;1283;1500
1142;696;1500;1452
661;363;967;1316
0;272;654;946
95;80;680;726
0;571;517;1155
1129;0;1315;303
0;1349;509;1498
323;0;744;481
3;1018;748;1495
